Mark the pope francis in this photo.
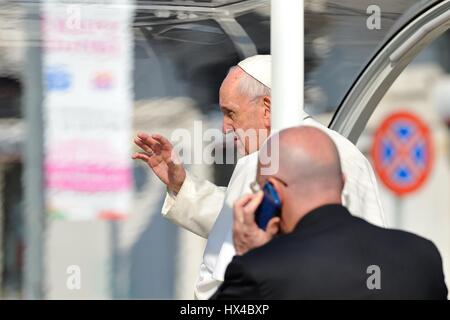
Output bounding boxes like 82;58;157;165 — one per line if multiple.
132;55;386;299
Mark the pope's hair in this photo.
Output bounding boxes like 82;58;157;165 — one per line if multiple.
228;66;271;104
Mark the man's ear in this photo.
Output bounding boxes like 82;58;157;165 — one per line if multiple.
263;96;271;128
266;216;280;236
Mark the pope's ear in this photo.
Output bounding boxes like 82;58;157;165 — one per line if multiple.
262;96;271;128
266;216;280;236
263;96;271;113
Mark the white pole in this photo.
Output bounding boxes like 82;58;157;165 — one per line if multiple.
271;0;305;132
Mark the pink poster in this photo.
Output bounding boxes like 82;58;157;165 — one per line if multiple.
42;0;134;220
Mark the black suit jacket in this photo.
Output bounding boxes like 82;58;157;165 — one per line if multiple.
211;204;448;300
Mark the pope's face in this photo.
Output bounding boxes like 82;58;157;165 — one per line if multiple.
219;68;269;155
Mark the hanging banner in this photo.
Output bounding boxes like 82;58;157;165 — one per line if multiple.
42;0;135;220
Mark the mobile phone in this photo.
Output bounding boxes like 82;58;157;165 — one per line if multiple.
254;182;282;230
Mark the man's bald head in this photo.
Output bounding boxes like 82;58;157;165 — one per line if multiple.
257;126;344;233
278;126;343;195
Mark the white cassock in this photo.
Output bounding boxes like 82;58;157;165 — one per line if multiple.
161;56;387;299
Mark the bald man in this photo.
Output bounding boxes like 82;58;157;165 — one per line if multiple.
133;55;386;299
212;127;447;300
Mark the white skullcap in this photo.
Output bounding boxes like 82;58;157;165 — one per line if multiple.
237;55;271;88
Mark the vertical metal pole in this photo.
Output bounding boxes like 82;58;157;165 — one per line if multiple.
110;221;120;299
271;0;305;132
22;1;45;299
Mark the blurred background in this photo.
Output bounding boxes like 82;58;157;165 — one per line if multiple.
0;0;449;299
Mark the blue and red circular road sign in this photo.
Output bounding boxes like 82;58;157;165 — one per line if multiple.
371;111;434;196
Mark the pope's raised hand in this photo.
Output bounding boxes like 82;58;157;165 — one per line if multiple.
132;132;186;194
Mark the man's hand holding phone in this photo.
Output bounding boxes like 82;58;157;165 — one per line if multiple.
233;190;280;256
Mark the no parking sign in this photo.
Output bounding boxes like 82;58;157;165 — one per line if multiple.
371;112;434;196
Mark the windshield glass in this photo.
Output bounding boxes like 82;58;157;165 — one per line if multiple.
134;0;439;120
305;0;439;117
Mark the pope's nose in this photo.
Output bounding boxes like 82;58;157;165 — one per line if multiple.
222;120;234;134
